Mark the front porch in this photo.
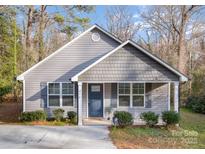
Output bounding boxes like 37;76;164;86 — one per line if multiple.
77;82;180;126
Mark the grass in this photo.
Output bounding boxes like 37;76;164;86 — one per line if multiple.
180;108;205;132
180;108;205;148
110;108;205;149
110;126;186;148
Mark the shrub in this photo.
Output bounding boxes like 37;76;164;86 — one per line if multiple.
35;110;47;121
20;110;47;122
0;86;12;97
140;112;159;127
0;86;12;102
162;111;179;125
53;108;65;121
186;95;205;114
67;111;77;124
113;111;133;127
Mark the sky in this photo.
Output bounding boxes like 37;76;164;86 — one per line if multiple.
88;5;143;27
41;5;144;29
16;5;148;41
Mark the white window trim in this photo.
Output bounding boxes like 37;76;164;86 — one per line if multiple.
117;83;131;108
117;83;146;108
47;82;75;108
132;83;146;108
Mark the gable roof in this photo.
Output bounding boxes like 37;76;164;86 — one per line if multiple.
17;24;188;82
71;40;188;82
17;24;122;80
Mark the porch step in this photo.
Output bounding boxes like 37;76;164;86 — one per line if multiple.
83;118;112;126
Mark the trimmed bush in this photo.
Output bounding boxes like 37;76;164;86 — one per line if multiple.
20;110;47;122
53;108;65;121
67;111;77;124
186;95;205;114
140;111;159;127
162;111;179;125
113;111;133;127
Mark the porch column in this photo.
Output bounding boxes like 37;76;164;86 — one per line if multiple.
168;82;171;111
78;82;83;126
174;82;179;113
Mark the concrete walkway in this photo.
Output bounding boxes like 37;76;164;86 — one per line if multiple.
0;125;116;149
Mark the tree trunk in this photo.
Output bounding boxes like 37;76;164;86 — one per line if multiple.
13;19;17;102
25;6;34;69
178;29;188;74
38;5;46;62
178;6;189;75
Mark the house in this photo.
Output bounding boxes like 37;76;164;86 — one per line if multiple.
17;24;188;126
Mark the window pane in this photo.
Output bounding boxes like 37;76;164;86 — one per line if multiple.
62;83;73;94
139;89;144;94
119;89;124;94
49;95;60;106
133;96;144;107
62;96;73;106
91;85;101;92
49;83;60;94
119;96;130;107
124;88;130;94
119;83;130;94
133;83;144;94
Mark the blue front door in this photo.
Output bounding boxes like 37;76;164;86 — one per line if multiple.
88;84;103;117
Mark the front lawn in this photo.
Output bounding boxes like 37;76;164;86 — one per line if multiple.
180;108;205;148
109;108;205;149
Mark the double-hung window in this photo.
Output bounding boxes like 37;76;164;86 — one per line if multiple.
48;82;74;107
132;83;145;107
48;83;60;106
118;83;145;107
118;83;130;107
62;83;74;106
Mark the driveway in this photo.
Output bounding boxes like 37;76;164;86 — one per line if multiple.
0;125;116;149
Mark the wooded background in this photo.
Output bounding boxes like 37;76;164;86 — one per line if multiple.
0;5;205;104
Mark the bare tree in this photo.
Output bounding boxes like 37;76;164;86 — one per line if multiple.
106;6;140;41
37;5;47;61
141;5;204;74
25;6;34;68
173;6;203;74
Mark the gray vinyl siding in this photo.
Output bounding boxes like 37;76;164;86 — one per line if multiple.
23;28;119;113
78;44;179;82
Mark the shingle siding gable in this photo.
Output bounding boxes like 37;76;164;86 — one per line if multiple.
78;44;179;81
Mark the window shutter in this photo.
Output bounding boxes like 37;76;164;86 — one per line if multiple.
145;83;152;108
74;83;78;108
40;82;47;108
111;83;117;108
